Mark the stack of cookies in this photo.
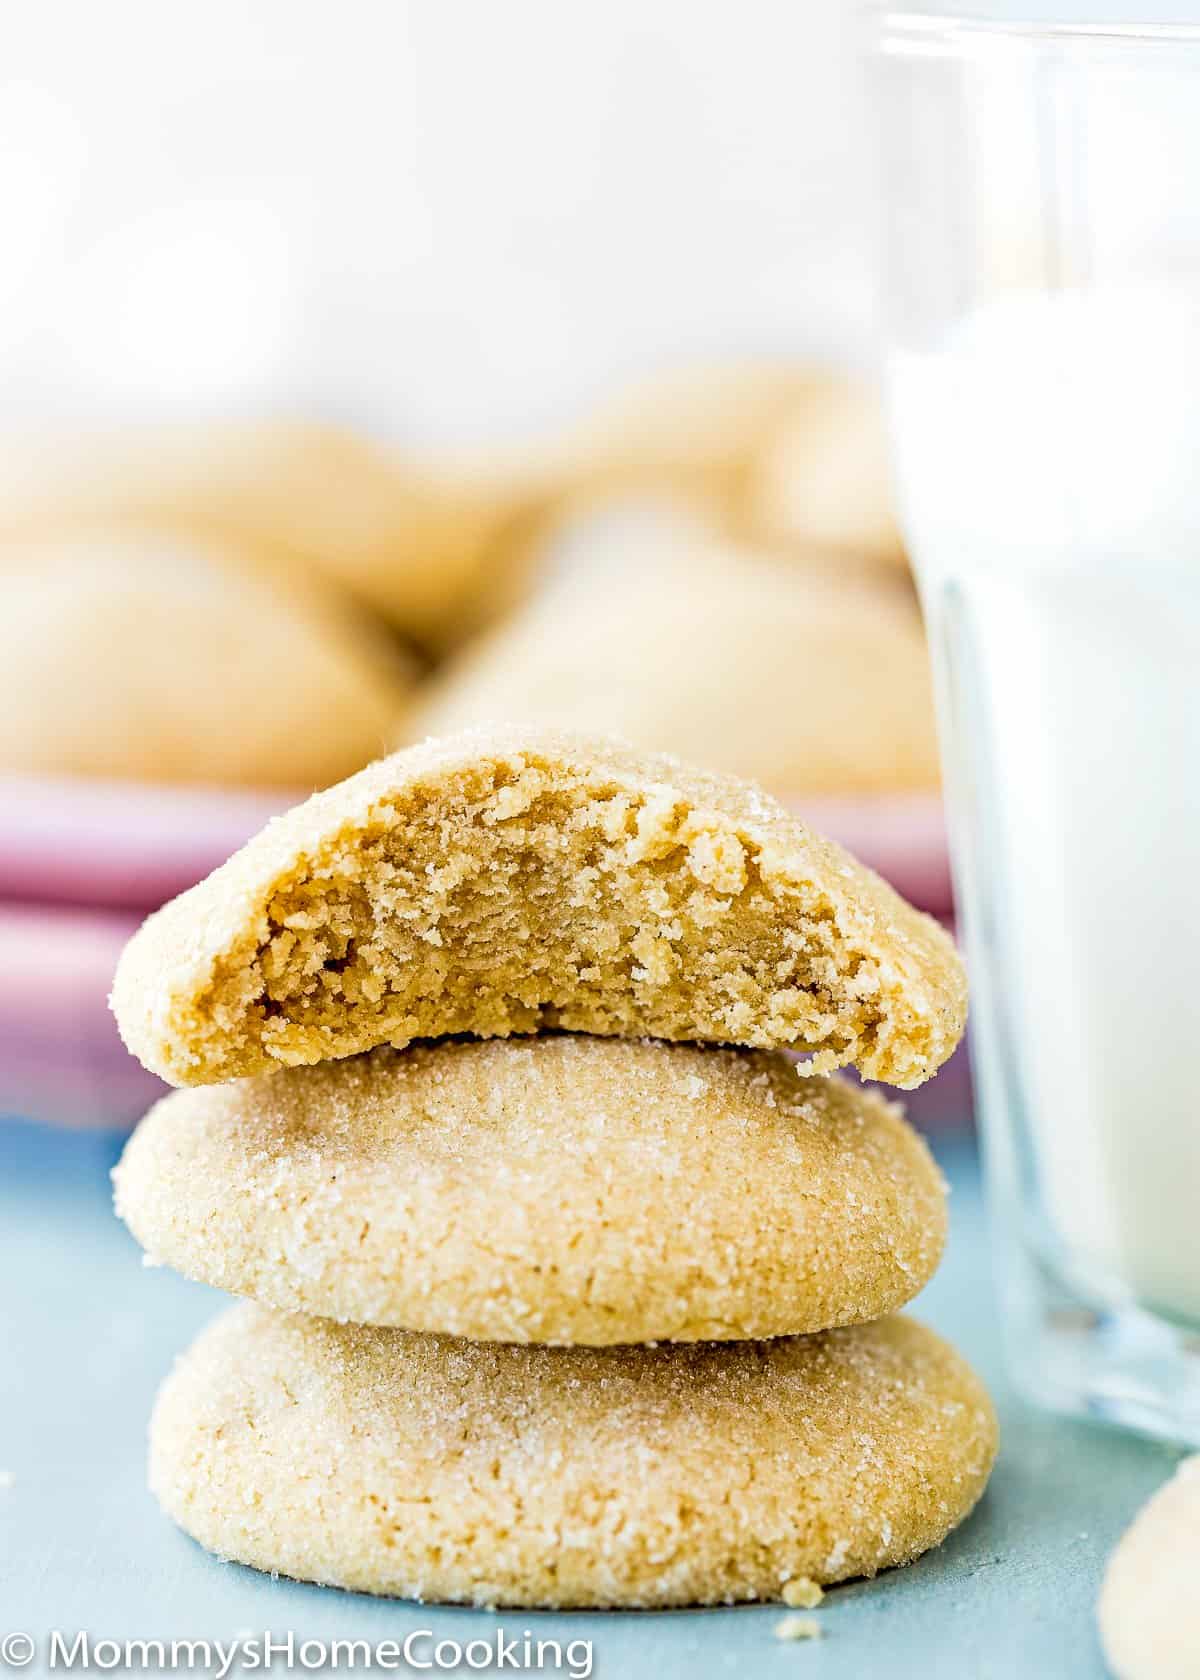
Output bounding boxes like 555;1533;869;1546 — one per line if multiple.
111;728;995;1610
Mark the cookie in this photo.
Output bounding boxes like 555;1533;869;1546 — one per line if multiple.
544;359;825;510
745;373;908;570
110;728;966;1089
0;419;541;651
0;533;413;788
114;1036;947;1343
149;1304;997;1608
1098;1456;1200;1680
411;531;939;795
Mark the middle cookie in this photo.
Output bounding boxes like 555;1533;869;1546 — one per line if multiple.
114;1034;946;1345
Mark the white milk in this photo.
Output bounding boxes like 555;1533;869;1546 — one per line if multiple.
890;290;1200;1325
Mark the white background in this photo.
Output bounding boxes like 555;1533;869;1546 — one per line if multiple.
0;2;877;446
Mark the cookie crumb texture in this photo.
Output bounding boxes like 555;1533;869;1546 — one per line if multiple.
149;1306;997;1610
111;729;965;1089
114;1038;947;1343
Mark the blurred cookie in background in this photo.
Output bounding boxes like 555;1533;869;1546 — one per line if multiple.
0;533;414;788
408;501;939;797
537;358;823;514
428;359;845;631
0;367;899;665
743;371;908;572
0;419;544;655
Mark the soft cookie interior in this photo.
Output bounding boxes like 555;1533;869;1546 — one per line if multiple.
111;729;965;1088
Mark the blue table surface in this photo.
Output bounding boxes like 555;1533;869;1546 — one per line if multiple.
0;1118;1183;1680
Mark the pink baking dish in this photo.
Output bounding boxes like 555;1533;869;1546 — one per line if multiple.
0;774;960;1131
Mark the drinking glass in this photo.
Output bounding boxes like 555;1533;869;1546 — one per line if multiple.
876;5;1200;1443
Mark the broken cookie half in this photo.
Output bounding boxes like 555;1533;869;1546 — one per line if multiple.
111;727;965;1088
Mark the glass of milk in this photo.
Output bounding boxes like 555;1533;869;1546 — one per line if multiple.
876;6;1200;1443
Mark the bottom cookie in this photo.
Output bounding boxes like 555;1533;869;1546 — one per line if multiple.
150;1305;996;1609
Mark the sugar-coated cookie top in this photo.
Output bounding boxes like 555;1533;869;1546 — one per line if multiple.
111;727;966;1088
151;1303;997;1609
114;1037;947;1343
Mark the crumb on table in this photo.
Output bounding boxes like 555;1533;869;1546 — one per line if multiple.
774;1615;823;1643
